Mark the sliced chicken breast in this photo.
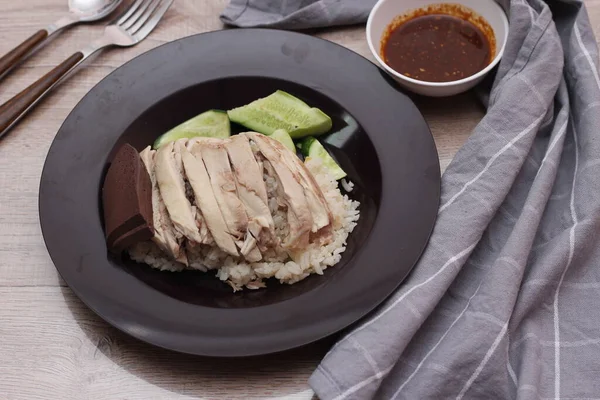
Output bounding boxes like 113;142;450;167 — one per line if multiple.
266;135;332;234
240;237;262;262
173;140;213;245
190;140;260;260
180;144;239;257
225;134;277;251
262;136;334;244
155;141;204;244
139;146;188;265
246;132;313;250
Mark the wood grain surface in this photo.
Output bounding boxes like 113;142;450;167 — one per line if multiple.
1;1;599;399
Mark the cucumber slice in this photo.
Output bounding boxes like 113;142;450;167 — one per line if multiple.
153;110;230;149
300;136;317;157
269;129;296;153
227;90;332;139
300;137;347;180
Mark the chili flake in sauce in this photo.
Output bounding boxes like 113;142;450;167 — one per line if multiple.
381;4;496;83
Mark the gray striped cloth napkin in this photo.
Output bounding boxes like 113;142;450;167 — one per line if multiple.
222;0;600;398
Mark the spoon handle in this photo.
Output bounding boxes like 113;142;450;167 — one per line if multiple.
0;30;49;81
0;52;84;139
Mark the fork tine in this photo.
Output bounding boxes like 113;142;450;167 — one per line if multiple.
110;0;144;25
128;0;162;34
121;0;153;30
132;0;173;41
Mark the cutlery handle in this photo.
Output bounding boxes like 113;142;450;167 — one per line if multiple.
0;52;83;138
0;29;49;80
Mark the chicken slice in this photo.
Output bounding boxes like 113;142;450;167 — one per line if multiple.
245;132;313;250
260;135;334;244
155;141;204;244
225;134;277;251
139;146;188;265
180;144;239;257
173;140;212;245
190;140;261;261
240;237;262;262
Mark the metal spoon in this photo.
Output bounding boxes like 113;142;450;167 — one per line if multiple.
0;0;122;81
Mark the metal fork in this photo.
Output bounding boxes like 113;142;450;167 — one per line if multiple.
0;0;174;140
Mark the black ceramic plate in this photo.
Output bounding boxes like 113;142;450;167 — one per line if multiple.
39;29;440;357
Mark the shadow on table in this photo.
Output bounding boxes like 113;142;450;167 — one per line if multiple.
61;285;328;399
411;91;485;117
376;68;487;115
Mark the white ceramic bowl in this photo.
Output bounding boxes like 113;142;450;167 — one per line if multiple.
366;0;509;97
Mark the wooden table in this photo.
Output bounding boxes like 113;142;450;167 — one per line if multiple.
1;1;599;399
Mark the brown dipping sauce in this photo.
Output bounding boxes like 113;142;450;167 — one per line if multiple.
381;4;496;83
